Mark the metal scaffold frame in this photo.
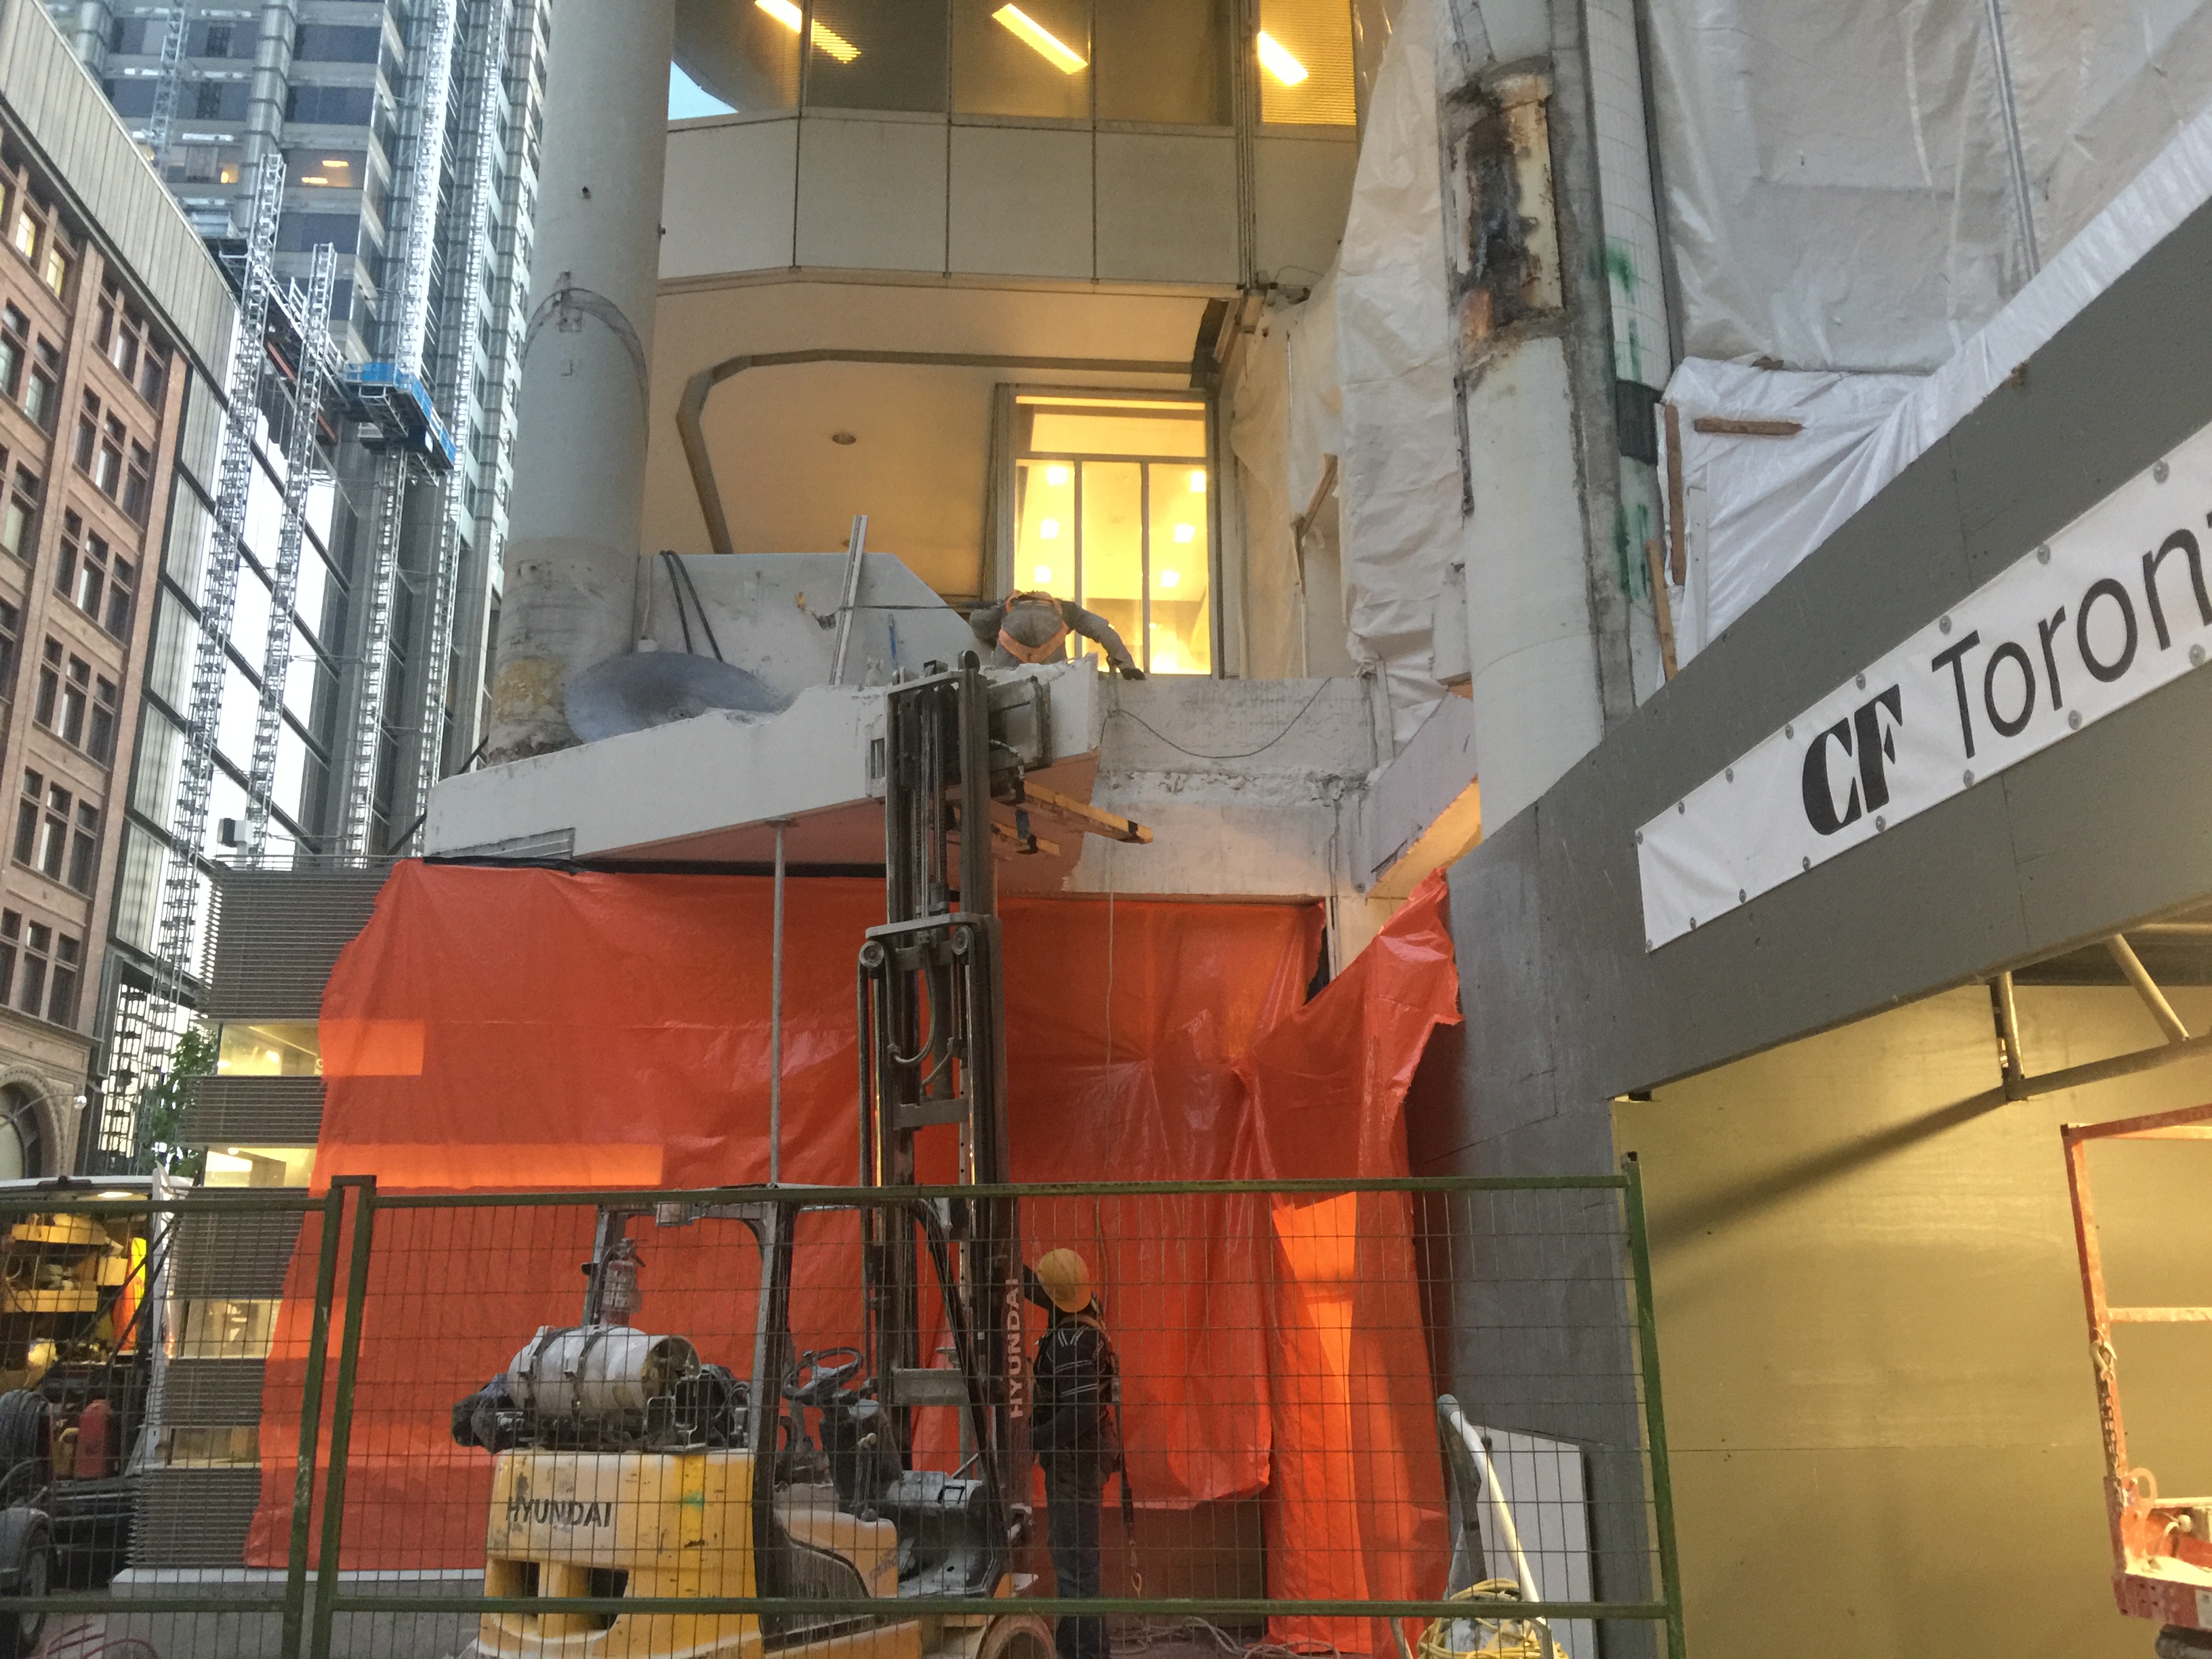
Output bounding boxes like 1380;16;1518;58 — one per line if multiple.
335;0;457;859
241;241;342;863
140;151;284;1113
405;0;510;843
143;0;188;165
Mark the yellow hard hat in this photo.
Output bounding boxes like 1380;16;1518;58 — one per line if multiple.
1036;1248;1092;1313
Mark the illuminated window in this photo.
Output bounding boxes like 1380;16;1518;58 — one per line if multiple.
1009;392;1214;675
802;0;949;113
1094;0;1231;125
216;1020;323;1077
955;0;1089;120
1255;0;1355;126
203;1146;316;1189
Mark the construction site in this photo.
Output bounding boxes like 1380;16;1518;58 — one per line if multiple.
0;0;2198;1656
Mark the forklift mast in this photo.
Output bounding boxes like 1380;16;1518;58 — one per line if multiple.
858;654;1028;1538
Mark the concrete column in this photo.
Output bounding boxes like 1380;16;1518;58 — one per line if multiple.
485;0;673;763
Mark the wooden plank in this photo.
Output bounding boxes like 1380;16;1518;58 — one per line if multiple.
1692;416;1805;437
1023;783;1153;844
1662;401;1687;586
1645;537;1677;680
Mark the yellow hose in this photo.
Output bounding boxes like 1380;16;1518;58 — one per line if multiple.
1412;1582;1552;1659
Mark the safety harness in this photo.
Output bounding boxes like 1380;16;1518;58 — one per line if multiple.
996;592;1072;663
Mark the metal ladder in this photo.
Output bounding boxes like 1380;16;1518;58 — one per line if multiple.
148;152;285;1029
403;0;512;844
333;0;457;859
239;241;342;864
143;0;188;167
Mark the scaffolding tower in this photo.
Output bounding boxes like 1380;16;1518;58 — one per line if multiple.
142;0;188;168
333;0;457;859
405;0;511;836
241;241;342;863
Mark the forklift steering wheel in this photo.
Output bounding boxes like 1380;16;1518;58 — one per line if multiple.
783;1347;865;1408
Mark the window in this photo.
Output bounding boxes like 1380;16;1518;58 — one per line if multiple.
1254;0;1355;125
41;243;68;300
289;151;367;190
1009;392;1214;675
96;416;126;497
51;933;79;1027
0;304;24;399
192;81;224;121
168;145;243;188
9;209;36;263
124;443;152;523
292;24;382;63
0;602;18;699
30;642;54;729
15;771;69;883
201;22;234;56
73;393;97;474
0;1082;43;1178
24;342;57;430
58;652;88;748
17;922;44;1020
138;343;168;406
104;552;135;639
61;517;127;634
89;675;116;764
1095;0;1233;123
1;468;37;560
67;804;98;894
803;0;950;114
286;83;375;125
954;0;1090;121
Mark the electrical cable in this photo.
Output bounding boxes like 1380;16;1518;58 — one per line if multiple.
659;550;695;656
670;550;724;662
1107;680;1333;762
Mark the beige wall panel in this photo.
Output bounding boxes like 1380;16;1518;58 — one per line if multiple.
947;125;1093;280
662;118;798;280
1616;983;2212;1659
795;115;948;273
1252;134;1357;290
1094;131;1237;285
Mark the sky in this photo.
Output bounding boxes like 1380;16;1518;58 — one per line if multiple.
670;62;736;120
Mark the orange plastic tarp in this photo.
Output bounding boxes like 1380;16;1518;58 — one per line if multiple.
244;862;1458;1650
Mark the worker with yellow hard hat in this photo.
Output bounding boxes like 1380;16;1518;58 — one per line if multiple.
1025;1247;1128;1659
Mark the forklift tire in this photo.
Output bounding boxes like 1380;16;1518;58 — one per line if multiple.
0;1507;50;1658
0;1395;49;1508
977;1612;1056;1659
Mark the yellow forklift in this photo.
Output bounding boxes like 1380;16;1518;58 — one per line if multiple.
453;658;1137;1659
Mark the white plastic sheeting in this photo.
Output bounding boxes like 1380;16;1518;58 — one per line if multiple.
1332;0;1462;745
1663;102;2212;660
1227;321;1303;680
1649;0;2212;375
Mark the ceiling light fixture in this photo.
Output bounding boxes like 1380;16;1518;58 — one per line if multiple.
993;4;1086;73
1187;470;1206;494
321;158;351;169
1160;570;1181;588
1172;523;1196;544
1034;565;1054;583
756;0;859;64
1046;464;1070;485
1039;518;1060;539
300;176;329;185
1256;30;1309;86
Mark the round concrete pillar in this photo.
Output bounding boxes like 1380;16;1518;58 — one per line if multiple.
487;0;674;763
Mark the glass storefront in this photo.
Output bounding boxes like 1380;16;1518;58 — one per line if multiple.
1011;394;1214;676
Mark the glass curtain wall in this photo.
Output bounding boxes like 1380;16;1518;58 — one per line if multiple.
682;0;1363;127
1011;394;1213;676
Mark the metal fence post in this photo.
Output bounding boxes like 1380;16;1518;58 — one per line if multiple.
282;1184;350;1655
307;1175;377;1659
1621;1153;1687;1659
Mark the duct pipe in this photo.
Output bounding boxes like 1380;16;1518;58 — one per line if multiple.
240;0;300;201
486;0;674;763
62;3;112;70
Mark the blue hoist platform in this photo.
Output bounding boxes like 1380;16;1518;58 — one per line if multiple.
336;361;457;471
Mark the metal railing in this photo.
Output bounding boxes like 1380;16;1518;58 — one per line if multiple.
0;1168;1685;1659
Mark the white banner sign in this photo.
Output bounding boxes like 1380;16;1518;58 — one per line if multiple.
1638;420;2212;950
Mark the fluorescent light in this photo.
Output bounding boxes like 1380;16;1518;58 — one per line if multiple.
994;4;1086;73
1039;518;1059;539
1256;31;1308;86
756;0;859;63
1187;470;1206;494
1034;565;1054;583
1172;523;1196;544
1160;570;1181;588
300;176;329;185
1046;464;1070;485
